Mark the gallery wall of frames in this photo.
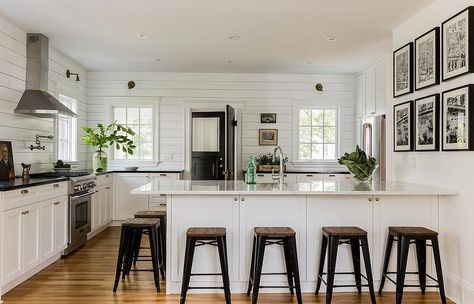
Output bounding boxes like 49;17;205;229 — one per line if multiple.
393;6;474;152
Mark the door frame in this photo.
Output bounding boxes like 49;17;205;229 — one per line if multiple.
183;102;243;180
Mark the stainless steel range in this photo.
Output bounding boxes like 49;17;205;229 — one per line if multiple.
63;174;97;255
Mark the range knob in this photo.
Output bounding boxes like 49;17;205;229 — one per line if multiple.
74;185;80;191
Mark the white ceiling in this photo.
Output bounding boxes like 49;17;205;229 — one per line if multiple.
0;0;433;74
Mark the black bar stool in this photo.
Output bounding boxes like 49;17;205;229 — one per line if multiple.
134;210;167;277
180;227;231;304
246;227;302;304
113;218;162;292
315;226;376;304
379;226;446;304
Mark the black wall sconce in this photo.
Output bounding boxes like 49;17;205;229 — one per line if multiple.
66;69;80;81
128;81;136;89
315;83;324;91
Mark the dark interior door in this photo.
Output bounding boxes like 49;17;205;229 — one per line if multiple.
191;112;225;180
225;105;236;180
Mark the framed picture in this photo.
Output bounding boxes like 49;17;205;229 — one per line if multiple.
442;7;474;81
259;129;278;146
415;94;440;151
0;141;15;180
394;101;413;152
415;27;440;91
260;113;277;123
442;84;474;151
393;42;414;98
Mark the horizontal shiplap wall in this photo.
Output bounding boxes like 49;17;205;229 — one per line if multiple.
87;72;355;171
0;15;88;173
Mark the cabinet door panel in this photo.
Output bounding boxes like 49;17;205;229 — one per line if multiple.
99;187;107;225
53;197;68;252
115;174;149;220
105;186;113;222
2;208;22;284
365;67;376;115
39;201;54;260
91;191;100;230
375;60;387;115
239;195;307;282
22;205;40;271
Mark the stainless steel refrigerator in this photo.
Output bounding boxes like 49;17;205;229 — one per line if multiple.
361;115;386;181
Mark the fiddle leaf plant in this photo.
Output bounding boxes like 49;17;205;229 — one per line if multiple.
81;122;136;155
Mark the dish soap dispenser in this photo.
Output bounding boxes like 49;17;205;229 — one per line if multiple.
246;155;257;184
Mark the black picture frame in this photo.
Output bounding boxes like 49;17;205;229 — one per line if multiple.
393;100;414;152
441;84;474;151
415;27;440;91
393;42;414;98
414;94;440;152
260;113;277;123
0;141;15;180
442;7;474;82
259;129;278;146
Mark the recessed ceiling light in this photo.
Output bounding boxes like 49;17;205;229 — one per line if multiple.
326;36;339;42
227;60;233;63
137;33;150;39
228;35;240;40
155;59;162;62
306;61;313;64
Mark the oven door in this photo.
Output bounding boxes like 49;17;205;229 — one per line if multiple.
69;191;93;247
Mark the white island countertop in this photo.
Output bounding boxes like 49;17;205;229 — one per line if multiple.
131;179;457;196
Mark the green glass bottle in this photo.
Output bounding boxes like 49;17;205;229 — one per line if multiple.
246;155;257;184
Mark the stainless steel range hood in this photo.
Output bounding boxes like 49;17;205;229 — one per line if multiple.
14;33;76;118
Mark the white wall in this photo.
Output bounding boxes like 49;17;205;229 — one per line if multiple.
0;15;88;173
86;72;355;172
391;1;474;302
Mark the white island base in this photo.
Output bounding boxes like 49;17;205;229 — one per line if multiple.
132;180;456;295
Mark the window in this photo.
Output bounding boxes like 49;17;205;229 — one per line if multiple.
298;108;338;160
113;106;153;160
57;94;77;161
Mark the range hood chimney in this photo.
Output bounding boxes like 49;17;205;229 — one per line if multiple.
14;33;76;118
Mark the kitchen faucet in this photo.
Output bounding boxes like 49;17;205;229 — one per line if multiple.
272;146;284;183
30;134;54;151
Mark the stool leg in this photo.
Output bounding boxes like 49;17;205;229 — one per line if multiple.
162;216;167;268
415;239;427;294
123;228;138;278
148;227;161;292
283;237;295;295
326;236;339;304
350;239;362;294
288;236;302;304
180;237;196;304
431;237;447;304
133;229;143;266
315;234;328;295
361;236;376;304
113;227;127;292
251;236;266;304
156;225;166;279
379;234;394;294
396;236;410;304
247;236;257;296
217;236;232;304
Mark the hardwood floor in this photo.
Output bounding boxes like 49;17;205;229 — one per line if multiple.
3;227;452;304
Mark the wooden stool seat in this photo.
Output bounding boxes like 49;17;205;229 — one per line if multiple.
123;217;160;228
187;227;227;238
389;226;438;237
135;210;167;218
254;227;296;238
180;227;231;304
322;226;368;238
379;226;446;304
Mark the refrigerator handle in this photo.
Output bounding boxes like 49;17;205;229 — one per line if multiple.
362;122;373;156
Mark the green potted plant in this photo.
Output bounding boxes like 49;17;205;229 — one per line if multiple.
81;123;136;172
338;145;378;182
254;153;289;172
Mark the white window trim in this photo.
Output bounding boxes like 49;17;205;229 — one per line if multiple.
55;93;78;163
292;104;341;164
104;98;160;166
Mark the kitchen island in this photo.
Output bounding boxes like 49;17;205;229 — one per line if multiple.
132;179;456;295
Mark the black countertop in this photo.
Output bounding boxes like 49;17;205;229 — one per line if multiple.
0;177;70;192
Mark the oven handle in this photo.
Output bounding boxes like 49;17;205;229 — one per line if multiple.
70;190;97;200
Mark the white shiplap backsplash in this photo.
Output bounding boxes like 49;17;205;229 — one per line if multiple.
0;16;88;174
87;72;355;173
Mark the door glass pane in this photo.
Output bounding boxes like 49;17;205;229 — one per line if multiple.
192;117;220;152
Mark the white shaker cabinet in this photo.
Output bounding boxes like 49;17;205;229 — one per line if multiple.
53;198;68;253
355;56;388;118
2;208;22;285
90;174;113;236
114;173;150;220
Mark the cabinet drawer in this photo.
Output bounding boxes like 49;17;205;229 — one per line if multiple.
3;182;68;211
96;173;112;187
149;194;167;203
148;172;180;180
256;173;296;183
149;202;167;212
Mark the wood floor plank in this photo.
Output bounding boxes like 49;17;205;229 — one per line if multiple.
3;227;453;303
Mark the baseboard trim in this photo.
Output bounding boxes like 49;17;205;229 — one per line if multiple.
87;222;111;239
445;273;474;303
